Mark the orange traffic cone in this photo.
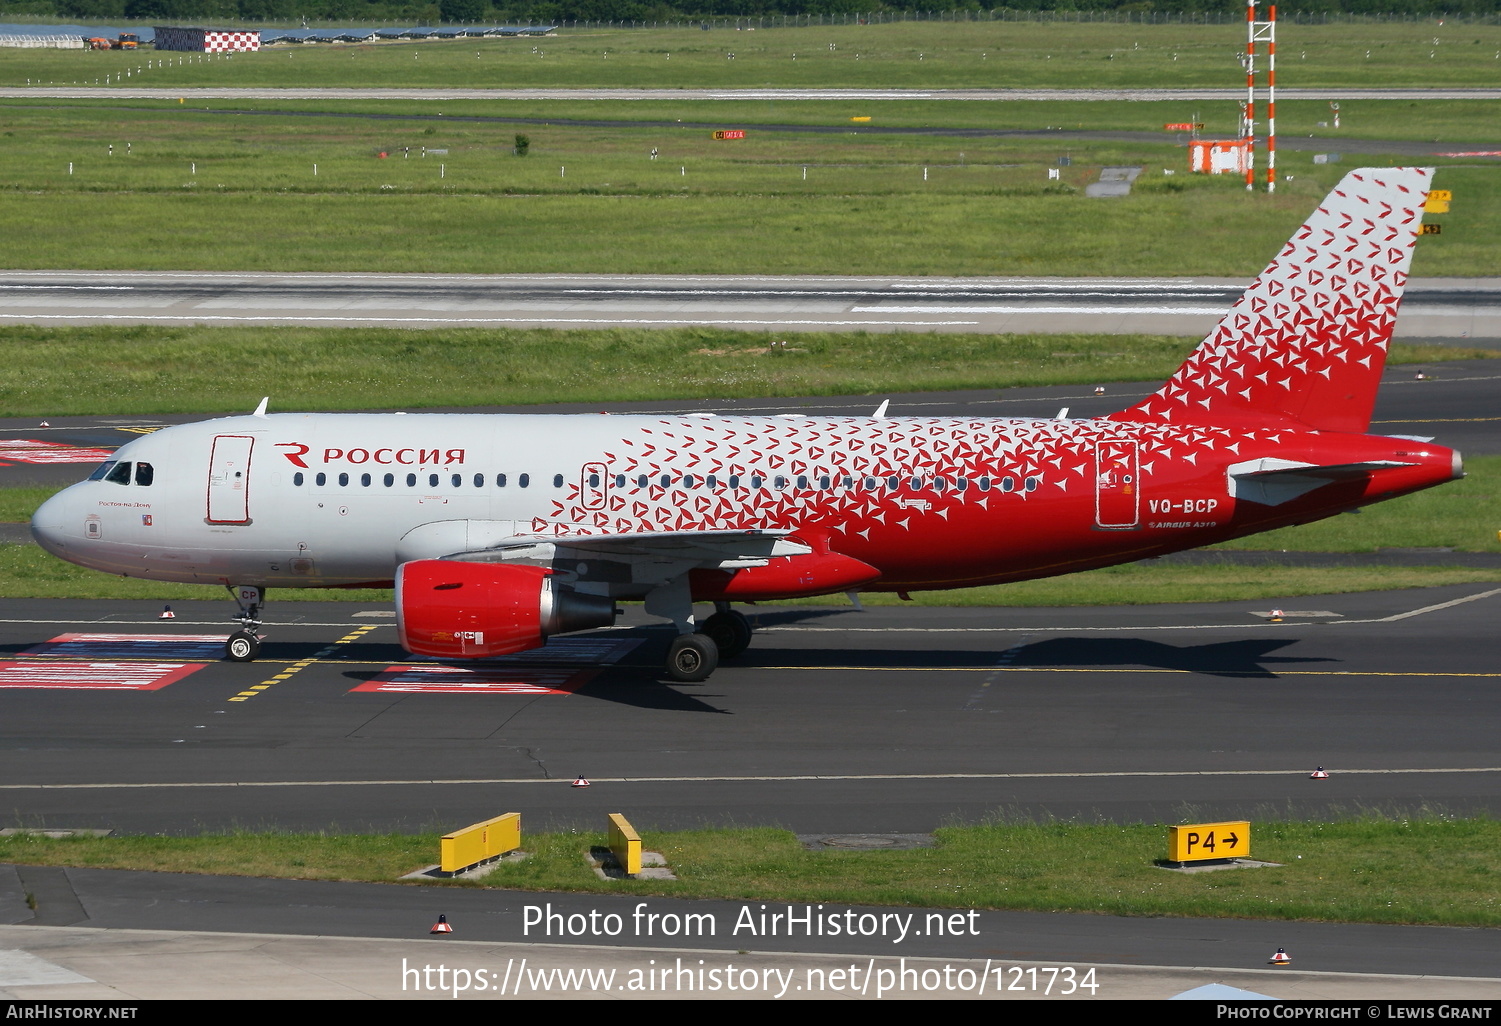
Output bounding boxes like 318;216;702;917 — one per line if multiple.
430;914;453;935
1310;766;1329;780
572;774;590;788
39;421;49;428
1270;947;1291;965
159;605;175;620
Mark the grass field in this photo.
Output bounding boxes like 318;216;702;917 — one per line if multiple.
1;24;1497;279
0;325;1484;417
6;21;1501;90
0;127;1491;275
3;817;1498;926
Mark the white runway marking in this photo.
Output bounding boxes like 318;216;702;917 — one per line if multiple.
23;632;229;659
0;661;206;690
853;304;1230;315
0;313;981;327
4;766;1500;790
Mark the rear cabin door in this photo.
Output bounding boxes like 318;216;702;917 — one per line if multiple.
207;434;255;524
1094;440;1140;529
580;462;609;511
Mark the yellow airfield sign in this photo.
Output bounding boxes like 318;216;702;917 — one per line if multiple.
1167;821;1251;862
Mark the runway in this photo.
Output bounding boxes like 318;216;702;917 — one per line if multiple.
2;271;1499;339
1;585;1499;835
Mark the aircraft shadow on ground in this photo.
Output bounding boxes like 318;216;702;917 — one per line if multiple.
736;636;1329;679
985;637;1328;679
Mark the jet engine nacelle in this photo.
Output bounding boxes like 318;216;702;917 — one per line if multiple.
396;560;616;659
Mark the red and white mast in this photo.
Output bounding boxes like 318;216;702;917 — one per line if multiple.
1246;1;1277;193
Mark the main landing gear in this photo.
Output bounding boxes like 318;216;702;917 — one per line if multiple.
224;584;264;662
697;607;753;659
663;605;754;683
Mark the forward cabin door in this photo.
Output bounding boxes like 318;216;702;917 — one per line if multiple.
207;434;255;524
1094;440;1140;529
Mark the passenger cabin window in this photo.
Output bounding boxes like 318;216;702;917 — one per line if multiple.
134;462;154;487
105;462;132;485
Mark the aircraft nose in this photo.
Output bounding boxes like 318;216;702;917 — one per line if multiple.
30;489;74;558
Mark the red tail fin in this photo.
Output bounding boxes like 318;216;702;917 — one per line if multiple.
1113;167;1433;433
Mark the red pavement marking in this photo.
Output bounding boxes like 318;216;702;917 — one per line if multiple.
0;661;207;690
353;664;597;695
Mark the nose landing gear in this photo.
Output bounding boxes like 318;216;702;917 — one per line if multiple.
225;584;265;662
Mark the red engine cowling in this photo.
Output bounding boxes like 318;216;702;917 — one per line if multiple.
396;560;616;659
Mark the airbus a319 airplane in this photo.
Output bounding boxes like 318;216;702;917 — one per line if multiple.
32;167;1460;681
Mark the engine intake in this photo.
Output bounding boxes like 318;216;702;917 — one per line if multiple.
396;560;616;659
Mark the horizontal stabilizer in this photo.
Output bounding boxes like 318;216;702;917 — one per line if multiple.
1228;458;1415;506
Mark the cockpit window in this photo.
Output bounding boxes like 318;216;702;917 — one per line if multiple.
88;461;117;481
104;461;132;485
134;462;154;487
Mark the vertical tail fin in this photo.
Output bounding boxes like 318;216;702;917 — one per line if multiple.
1114;167;1433;433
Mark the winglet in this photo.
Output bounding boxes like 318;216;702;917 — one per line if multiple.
252;397;269;418
872;399;890;418
1112;168;1434;434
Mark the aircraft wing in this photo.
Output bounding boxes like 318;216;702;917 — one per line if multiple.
1227;458;1417;506
454;528;804;566
395;521;808;588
